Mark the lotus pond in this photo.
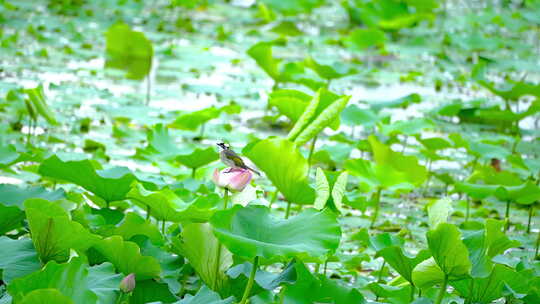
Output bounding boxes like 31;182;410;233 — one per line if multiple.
0;0;540;303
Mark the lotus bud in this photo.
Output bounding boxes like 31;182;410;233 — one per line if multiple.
212;168;252;192
119;273;136;293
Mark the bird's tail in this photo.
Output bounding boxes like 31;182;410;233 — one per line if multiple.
246;166;261;176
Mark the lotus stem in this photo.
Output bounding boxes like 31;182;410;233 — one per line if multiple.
145;75;151;106
375;260;386;301
465;197;470;222
435;275;448;304
285;201;291;219
422;159;432;196
240;256;259;304
535;228;540;259
410;285;415;302
527;205;534;234
323;259;328;275
146;206;151;220
268;190;278;209
199;123;205;139
161;220;165;235
504;201;511;232
213;189;229;290
377;260;386;282
191;167;197;178
370;188;382;228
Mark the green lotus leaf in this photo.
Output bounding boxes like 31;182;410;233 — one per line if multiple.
451;264;527;303
268;89;311;123
113;212;164;246
127;183;213;222
243;138;315;205
418;137;453;151
454;182;498;200
368;233;405;252
8;257;109;304
24;84;58;125
247;42;282;81
0;237;41;283
313;168;330;210
176;286;234;304
368;135;427;186
494;181;540;204
105;22;153;80
210;205;341;261
341;104;380;127
90;235;161;280
368;93;421;112
427;223;471;279
330;171;348;213
280;261;365;304
0;184;65;209
169;107;221;131
0;203;25;235
130;279;177;304
19;289;73;304
344;28;386;51
24;198;101;263
303;57;355;80
287;90;321;142
142;124;184;160
87;262;123;304
131;235;183;294
463;219;520;278
344;158;414;192
380;118;435;137
259;0;324;15
412;257;445;290
38;154;137;204
177;223;232;292
376;247;430;285
427;198;453;230
176;147;219;169
294;95;350;146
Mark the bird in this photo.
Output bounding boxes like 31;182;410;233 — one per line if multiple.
217;142;261;175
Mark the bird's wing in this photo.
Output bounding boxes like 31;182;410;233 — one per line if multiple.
224;150;247;167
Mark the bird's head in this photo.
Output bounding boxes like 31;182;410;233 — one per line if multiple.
217;142;229;150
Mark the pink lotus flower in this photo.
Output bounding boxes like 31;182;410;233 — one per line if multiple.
120;273;136;293
213;168;252;192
